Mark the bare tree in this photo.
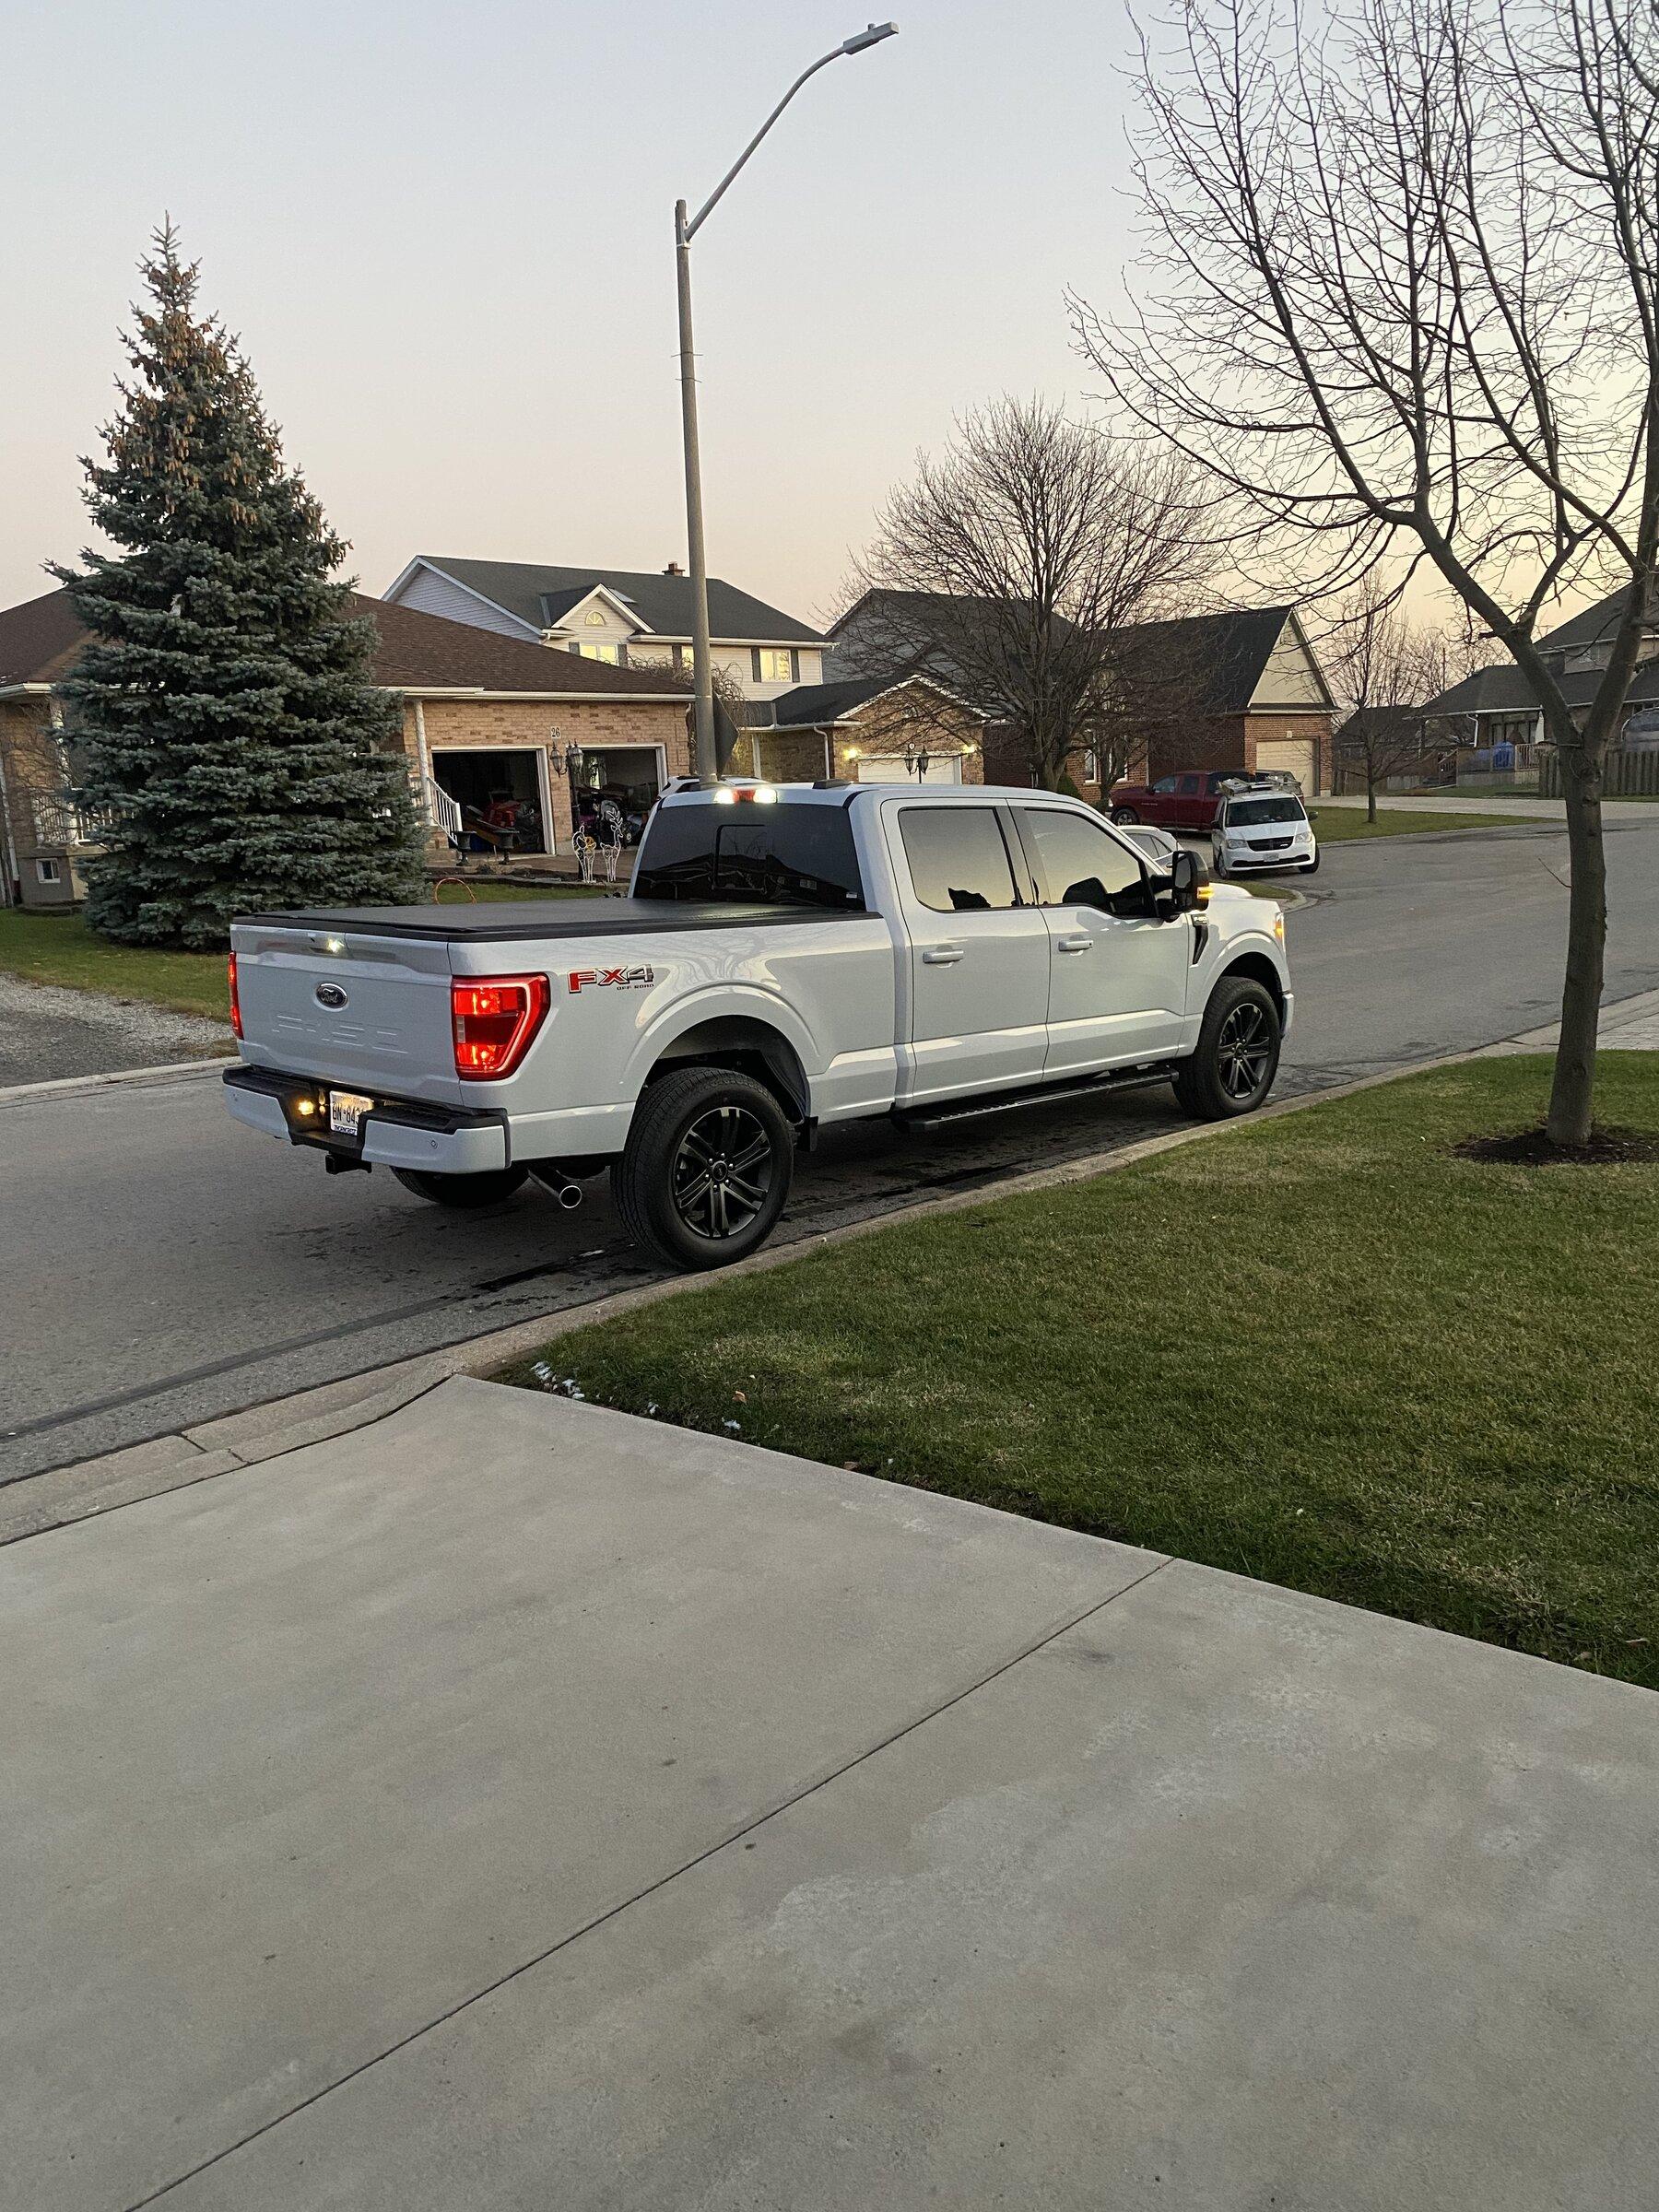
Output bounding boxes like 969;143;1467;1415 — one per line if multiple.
1326;585;1439;818
1075;0;1659;1145
844;397;1211;791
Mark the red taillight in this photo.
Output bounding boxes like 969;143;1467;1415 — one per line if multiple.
228;951;242;1040
451;973;549;1080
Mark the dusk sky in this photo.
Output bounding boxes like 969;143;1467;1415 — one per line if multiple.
1;1;1136;628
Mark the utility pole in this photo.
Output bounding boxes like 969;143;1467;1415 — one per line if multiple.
674;23;899;780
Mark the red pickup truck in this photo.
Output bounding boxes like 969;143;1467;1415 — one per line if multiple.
1108;770;1286;832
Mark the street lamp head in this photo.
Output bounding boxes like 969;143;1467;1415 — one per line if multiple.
841;20;899;53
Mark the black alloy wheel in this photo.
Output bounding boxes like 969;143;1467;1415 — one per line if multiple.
1171;975;1282;1121
1217;999;1276;1101
671;1103;773;1241
612;1065;794;1272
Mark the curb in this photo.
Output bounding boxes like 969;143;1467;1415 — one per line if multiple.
0;1054;233;1108
12;991;1657;1547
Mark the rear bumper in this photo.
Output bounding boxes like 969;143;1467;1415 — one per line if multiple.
222;1065;510;1175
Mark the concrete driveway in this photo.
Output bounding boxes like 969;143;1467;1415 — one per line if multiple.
6;1378;1656;2211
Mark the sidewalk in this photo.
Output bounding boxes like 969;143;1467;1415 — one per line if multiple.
6;1376;1656;2211
1318;791;1659;822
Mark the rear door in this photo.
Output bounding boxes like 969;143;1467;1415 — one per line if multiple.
1172;772;1206;830
888;802;1050;1102
1012;805;1192;1074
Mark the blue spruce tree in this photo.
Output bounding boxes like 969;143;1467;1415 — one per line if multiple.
53;226;425;947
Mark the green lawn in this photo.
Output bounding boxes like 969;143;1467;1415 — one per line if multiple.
501;1056;1659;1690
0;911;232;1019
1308;806;1516;841
0;882;604;1018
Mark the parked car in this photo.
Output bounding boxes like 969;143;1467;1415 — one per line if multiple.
1109;769;1297;833
1211;789;1320;876
1118;821;1183;868
224;782;1292;1272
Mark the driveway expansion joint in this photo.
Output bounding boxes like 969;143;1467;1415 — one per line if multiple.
124;1550;1175;2210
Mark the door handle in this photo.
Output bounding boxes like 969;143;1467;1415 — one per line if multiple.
922;945;964;965
1056;933;1093;954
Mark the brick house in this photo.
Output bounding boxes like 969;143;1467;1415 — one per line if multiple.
740;676;988;786
827;593;1335;799
0;588;693;909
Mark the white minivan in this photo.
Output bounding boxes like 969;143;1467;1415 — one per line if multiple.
1212;790;1320;877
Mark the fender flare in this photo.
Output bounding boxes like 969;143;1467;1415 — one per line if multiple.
622;983;820;1114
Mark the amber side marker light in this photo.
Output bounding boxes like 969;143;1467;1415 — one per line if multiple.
452;974;551;1080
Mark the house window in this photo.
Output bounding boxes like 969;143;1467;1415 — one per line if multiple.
1081;750;1099;785
36;858;62;885
569;641;622;665
755;648;796;685
583;607;608;629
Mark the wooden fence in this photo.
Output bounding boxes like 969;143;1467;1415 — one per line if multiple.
1539;748;1659;798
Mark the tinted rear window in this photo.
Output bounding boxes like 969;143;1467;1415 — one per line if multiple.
632;801;866;910
899;806;1023;912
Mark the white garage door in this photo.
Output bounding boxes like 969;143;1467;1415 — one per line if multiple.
854;754;963;785
1254;737;1316;794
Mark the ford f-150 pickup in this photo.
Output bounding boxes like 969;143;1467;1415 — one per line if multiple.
224;780;1293;1270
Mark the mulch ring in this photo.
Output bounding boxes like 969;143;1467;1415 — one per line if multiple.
1453;1124;1659;1167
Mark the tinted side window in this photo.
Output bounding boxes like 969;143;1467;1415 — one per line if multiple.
899;807;1021;913
1178;773;1203;794
1153;775;1179;794
1017;808;1143;907
633;803;865;909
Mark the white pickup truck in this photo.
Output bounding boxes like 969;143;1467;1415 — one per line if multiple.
225;780;1292;1270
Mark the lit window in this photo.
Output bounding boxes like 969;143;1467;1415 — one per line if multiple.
571;642;620;665
760;648;794;684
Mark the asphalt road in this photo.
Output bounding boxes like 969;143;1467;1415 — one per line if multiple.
5;817;1658;1481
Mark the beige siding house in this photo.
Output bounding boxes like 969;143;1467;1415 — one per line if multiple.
382;557;831;704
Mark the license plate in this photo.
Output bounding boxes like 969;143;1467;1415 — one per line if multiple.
329;1089;375;1139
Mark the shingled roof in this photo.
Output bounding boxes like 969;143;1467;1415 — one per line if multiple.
398;558;828;646
0;587;689;701
830;592;1322;717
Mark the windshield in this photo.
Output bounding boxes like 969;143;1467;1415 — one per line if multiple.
1226;796;1306;826
631;802;866;910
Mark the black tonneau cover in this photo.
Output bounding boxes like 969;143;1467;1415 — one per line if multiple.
234;897;868;942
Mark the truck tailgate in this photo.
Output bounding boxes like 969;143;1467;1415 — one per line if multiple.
230;922;461;1105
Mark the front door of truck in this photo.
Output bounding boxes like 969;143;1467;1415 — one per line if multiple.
889;802;1050;1103
1011;805;1191;1074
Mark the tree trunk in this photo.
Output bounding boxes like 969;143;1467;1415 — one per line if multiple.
1546;742;1606;1147
1366;766;1378;824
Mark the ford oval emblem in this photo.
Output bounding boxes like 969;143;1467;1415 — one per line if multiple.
314;982;349;1010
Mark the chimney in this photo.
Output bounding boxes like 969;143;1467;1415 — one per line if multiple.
664;560;684;576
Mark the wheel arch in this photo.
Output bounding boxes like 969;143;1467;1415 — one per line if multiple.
640;1013;811;1122
1215;949;1286;1015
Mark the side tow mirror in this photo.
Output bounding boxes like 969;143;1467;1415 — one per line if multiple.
1166;848;1204;913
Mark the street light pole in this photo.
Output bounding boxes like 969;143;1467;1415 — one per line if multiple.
675;22;899;782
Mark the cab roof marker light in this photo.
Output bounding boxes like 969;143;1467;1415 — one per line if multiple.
753;784;779;804
713;787;737;805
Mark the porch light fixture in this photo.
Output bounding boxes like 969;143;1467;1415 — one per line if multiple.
674;22;900;782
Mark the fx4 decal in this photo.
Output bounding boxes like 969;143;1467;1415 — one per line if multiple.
568;965;656;994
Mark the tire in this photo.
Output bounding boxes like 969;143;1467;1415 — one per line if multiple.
1302;849;1321;875
612;1065;794;1273
1211;847;1229;877
1171;977;1281;1121
391;1165;529;1208
1112;806;1141;825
